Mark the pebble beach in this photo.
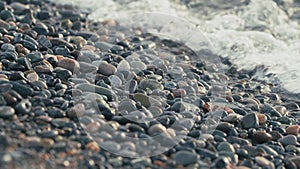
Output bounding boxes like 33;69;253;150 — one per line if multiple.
0;0;299;169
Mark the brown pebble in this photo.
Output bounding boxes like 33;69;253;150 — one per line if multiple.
98;62;117;76
67;103;85;118
57;57;80;73
256;113;268;125
86;141;100;152
224;107;235;114
82;45;96;51
173;89;187;98
253;130;272;143
286;125;300;136
148;124;166;136
203;102;212;112
85;122;101;133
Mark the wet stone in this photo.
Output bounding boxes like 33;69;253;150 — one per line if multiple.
139;79;163;91
252;130;272;143
97;62;117;76
240;113;259;129
279;135;299;146
0;106;15;119
15;99;32;114
174;150;198;166
57;57;80;73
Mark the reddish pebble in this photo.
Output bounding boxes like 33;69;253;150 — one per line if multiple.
86;141;100;152
173;89;187;98
203;102;212;112
57;57;80;73
256;113;268;125
286;125;300;136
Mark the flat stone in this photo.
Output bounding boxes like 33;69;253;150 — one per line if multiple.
76;83;117;101
9;81;33;97
130;61;147;70
133;93;162;108
174;150;199;166
139;79;163;91
148;124;166;136
79;62;97;73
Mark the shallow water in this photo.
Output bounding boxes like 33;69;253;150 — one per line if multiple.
53;0;300;93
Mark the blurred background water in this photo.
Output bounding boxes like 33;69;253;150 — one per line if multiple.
53;0;300;93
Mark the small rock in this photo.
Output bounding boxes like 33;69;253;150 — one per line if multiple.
173;89;187;98
0;106;15;119
279;135;299;146
240;113;259;129
79;62;97;73
75;83;117;101
139;79;163;91
133;93;161;108
255;156;275;169
174;150;199;166
117;59;130;71
57;57;80;73
217;142;235;153
256;113;268;125
26;72;39;82
98;62;117;76
252;130;272;143
286;125;299;136
148;124;166;136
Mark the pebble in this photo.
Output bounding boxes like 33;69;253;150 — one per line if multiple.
26;72;39;82
240;113;259;129
98;62;117;76
255;156;275;169
15;99;32;114
79;61;97;73
75;83;117;101
286;125;299;136
0;106;15;119
130;61;147;71
174;150;198;166
217;142;235;153
117;59;131;71
139;79;163;91
289;156;300;168
279;135;299;146
133;93;161;108
173;89;187;98
57;57;80;73
147;124;166;136
252;130;272;143
256;113;268;125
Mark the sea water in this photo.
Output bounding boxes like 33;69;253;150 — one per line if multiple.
53;0;300;93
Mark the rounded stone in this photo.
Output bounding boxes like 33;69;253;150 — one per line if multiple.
98;62;117;76
173;89;187;98
286;125;300;136
57;57;80;73
279;135;299;146
0;106;15;119
26;72;39;82
148;124;166;136
217;142;235;153
174;150;198;166
139;79;163;91
252;131;272;143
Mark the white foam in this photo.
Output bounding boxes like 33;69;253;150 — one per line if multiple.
53;0;300;93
